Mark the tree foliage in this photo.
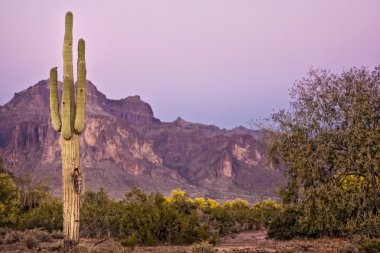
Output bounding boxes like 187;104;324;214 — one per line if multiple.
269;66;380;238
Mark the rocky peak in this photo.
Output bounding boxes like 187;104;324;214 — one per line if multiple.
1;79;159;126
0;79;283;201
173;117;194;127
1;80;50;116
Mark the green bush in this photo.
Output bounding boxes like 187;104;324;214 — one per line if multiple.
80;189;122;237
192;241;215;253
120;234;138;247
51;230;64;239
0;170;283;247
251;199;283;227
360;238;380;253
22;234;39;249
0;163;62;231
117;188;215;246
16;176;52;213
119;189;162;245
0;173;19;227
354;214;380;239
18;198;62;231
267;206;300;239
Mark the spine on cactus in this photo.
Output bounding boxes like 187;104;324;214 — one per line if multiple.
49;11;87;251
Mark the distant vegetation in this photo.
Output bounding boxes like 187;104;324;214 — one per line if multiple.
268;66;380;241
0;161;280;246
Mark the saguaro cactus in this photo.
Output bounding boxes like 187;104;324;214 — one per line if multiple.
49;11;87;250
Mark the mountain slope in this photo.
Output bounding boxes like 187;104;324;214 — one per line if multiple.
0;80;283;201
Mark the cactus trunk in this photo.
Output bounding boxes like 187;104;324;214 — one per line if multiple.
49;11;87;252
61;134;81;248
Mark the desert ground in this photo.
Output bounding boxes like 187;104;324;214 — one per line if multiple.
0;229;356;253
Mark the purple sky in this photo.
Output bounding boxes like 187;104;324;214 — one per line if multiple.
1;1;379;129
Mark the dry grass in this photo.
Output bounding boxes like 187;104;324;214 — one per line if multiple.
191;242;215;253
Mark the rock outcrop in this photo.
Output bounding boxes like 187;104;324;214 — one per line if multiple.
0;80;283;201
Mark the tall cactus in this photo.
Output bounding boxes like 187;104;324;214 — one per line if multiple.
49;11;86;251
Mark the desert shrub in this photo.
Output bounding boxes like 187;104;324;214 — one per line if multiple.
0;227;9;238
0;172;19;227
360;238;380;253
169;208;209;244
72;244;90;253
16;174;52;213
18;197;62;231
202;198;282;236
338;244;359;253
80;189;122;237
166;189;196;214
351;213;380;239
224;198;251;229
192;241;215;253
0;163;62;231
267;206;300;239
119;188;162;245
29;229;52;242
120;234;138;247
251;199;283;227
22;234;39;249
3;230;23;244
7;186;278;247
268;186;380;239
202;204;226;232
51;229;64;239
118;188;214;246
3;230;51;249
162;190;210;244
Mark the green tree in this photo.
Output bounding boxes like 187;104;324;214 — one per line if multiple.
269;66;380;237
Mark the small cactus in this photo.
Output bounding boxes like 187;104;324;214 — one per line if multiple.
49;11;87;251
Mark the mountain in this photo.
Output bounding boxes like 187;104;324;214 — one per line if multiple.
0;80;283;201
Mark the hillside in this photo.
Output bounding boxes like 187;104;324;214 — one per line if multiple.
0;80;283;201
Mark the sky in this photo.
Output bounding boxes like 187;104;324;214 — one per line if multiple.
0;1;379;129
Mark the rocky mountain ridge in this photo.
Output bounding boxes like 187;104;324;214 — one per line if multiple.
0;80;283;201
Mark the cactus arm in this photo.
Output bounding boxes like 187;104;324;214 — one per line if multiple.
74;38;86;134
49;67;61;132
62;75;73;140
77;39;85;71
74;61;86;134
63;12;74;81
63;11;75;131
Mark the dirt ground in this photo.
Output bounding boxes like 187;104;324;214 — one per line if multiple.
0;229;357;253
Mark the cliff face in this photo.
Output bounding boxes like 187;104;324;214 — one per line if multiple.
0;80;283;201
